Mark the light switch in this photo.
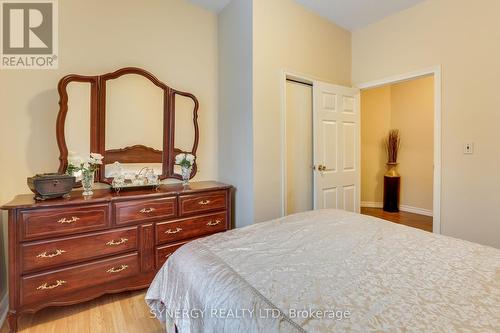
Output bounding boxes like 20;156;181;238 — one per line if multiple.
463;142;474;154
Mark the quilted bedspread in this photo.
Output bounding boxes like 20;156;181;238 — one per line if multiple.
146;209;500;332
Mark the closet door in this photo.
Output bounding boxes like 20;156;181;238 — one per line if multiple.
313;81;360;212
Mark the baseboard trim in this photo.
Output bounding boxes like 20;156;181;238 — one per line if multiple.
399;205;433;217
361;201;433;217
361;201;383;208
0;293;8;329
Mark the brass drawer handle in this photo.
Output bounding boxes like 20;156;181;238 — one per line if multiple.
36;249;66;259
106;238;128;246
106;264;128;274
198;200;211;205
37;280;66;290
207;219;222;226
57;216;80;224
165;227;182;234
140;208;156;214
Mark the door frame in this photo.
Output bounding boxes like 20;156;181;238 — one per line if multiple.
280;70;315;217
356;66;442;234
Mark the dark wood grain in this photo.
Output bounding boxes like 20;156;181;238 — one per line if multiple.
114;196;177;225
17;272;156;315
19;203;110;241
20;227;138;274
1;182;233;333
20;253;140;307
140;224;155;273
156;212;226;245
104;145;162;164
2;181;231;209
179;190;227;216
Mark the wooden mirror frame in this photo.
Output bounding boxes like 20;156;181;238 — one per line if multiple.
56;67;200;184
56;74;99;176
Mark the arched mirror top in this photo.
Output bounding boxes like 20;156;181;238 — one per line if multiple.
56;67;200;187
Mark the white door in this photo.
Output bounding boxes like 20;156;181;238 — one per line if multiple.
313;81;360;212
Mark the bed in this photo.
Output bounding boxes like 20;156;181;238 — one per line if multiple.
146;209;500;332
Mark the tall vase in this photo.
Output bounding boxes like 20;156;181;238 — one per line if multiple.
181;166;191;186
383;163;400;212
82;171;95;196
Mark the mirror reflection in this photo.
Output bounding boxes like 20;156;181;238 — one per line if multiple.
65;82;91;180
173;93;196;176
104;73;164;179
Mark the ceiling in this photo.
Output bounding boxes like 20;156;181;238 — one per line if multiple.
188;0;425;31
189;0;231;13
294;0;425;30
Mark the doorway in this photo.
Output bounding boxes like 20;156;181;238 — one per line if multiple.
358;68;441;233
284;78;313;215
282;73;360;216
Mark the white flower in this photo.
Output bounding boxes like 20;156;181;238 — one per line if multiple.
175;153;186;164
90;153;103;161
88;153;103;165
186;154;195;163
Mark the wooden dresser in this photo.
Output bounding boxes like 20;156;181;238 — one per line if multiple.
1;181;232;332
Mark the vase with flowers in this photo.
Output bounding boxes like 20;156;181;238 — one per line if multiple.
67;153;104;196
175;153;195;185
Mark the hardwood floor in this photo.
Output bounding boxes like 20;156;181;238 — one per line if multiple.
0;290;164;333
361;207;433;232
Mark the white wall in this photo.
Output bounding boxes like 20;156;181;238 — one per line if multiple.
353;0;500;248
218;0;254;227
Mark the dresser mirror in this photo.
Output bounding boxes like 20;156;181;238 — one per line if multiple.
56;74;99;181
102;71;165;183
173;93;199;177
56;67;199;186
64;81;92;181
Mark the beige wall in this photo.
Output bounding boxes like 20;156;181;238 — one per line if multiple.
218;0;254;227
361;76;434;211
0;0;218;300
391;76;434;211
253;0;351;222
361;85;392;204
353;0;500;248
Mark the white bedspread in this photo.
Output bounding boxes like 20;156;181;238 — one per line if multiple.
146;209;500;332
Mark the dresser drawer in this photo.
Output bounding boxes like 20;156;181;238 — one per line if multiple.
114;197;177;225
21;227;138;274
155;241;187;269
20;204;110;240
156;212;226;245
179;191;227;216
20;253;139;306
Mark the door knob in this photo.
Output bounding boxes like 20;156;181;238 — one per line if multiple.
317;165;327;172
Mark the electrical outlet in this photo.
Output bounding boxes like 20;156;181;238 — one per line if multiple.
463;142;474;154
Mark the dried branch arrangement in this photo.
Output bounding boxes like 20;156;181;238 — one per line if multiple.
385;129;401;163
